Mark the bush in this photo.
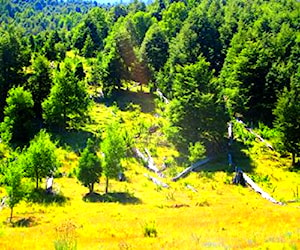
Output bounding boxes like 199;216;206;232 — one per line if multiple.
143;221;157;237
188;141;206;163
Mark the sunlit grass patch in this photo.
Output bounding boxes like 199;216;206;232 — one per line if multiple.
1;89;300;249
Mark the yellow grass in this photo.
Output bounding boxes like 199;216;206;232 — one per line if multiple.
1;91;300;249
1;166;300;249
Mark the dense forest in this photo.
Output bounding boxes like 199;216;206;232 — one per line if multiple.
0;0;299;219
1;0;299;157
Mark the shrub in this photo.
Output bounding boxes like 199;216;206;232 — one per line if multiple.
143;221;157;237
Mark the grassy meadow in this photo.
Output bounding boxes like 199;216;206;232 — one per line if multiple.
1;87;300;249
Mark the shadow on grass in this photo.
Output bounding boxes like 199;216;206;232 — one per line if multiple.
83;192;141;204
27;188;69;206
52;129;95;152
191;141;255;175
12;217;37;227
100;89;155;113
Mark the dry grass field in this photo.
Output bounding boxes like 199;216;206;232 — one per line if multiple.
0;89;300;249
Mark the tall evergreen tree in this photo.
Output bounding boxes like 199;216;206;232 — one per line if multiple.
167;56;227;153
140;23;169;72
273;69;300;165
0;28;27;117
27;55;52;118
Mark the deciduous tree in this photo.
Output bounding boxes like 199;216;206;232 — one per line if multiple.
101;122;126;193
42;60;90;130
0;87;34;145
2;157;25;223
77;139;102;193
22;130;60;189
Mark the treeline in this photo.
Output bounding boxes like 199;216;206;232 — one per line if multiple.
0;0;299;162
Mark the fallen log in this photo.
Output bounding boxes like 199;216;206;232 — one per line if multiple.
144;174;169;188
133;147;148;164
172;158;211;182
0;196;7;210
236;119;274;150
144;148;160;173
186;184;198;193
247;128;274;150
242;173;282;205
156;89;169;104
133;148;164;177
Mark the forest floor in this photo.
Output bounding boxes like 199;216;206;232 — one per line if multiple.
0;87;300;249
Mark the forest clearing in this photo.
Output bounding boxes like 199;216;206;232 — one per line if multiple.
0;90;300;249
0;0;300;249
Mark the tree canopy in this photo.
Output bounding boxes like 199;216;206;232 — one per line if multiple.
101;121;126;193
0;0;299;165
21;130;60;189
0;86;34;145
42;60;90;130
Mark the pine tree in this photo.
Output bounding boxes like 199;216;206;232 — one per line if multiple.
273;69;300;165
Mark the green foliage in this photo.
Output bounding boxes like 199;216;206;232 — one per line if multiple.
82;34;94;58
21;130;60;189
72;7;109;56
140;23;168;72
0;28;27;114
0;86;34;145
188;141;206;164
2;157;25;222
77;139;102;193
273;69;300;165
42;60;90;130
101;121;126;193
167;56;227;152
126;11;154;46
232;119;256;146
143;221;157;237
219;1;299;122
27;55;52;117
99;24;128;96
43;31;62;61
74;62;85;81
0;0;299;174
160;1;188;39
167;4;223;70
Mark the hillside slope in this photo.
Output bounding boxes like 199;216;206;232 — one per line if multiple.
0;90;300;249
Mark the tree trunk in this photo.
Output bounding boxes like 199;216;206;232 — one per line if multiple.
89;183;94;194
292;152;296;166
10;207;13;223
36;174;39;189
105;177;109;194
